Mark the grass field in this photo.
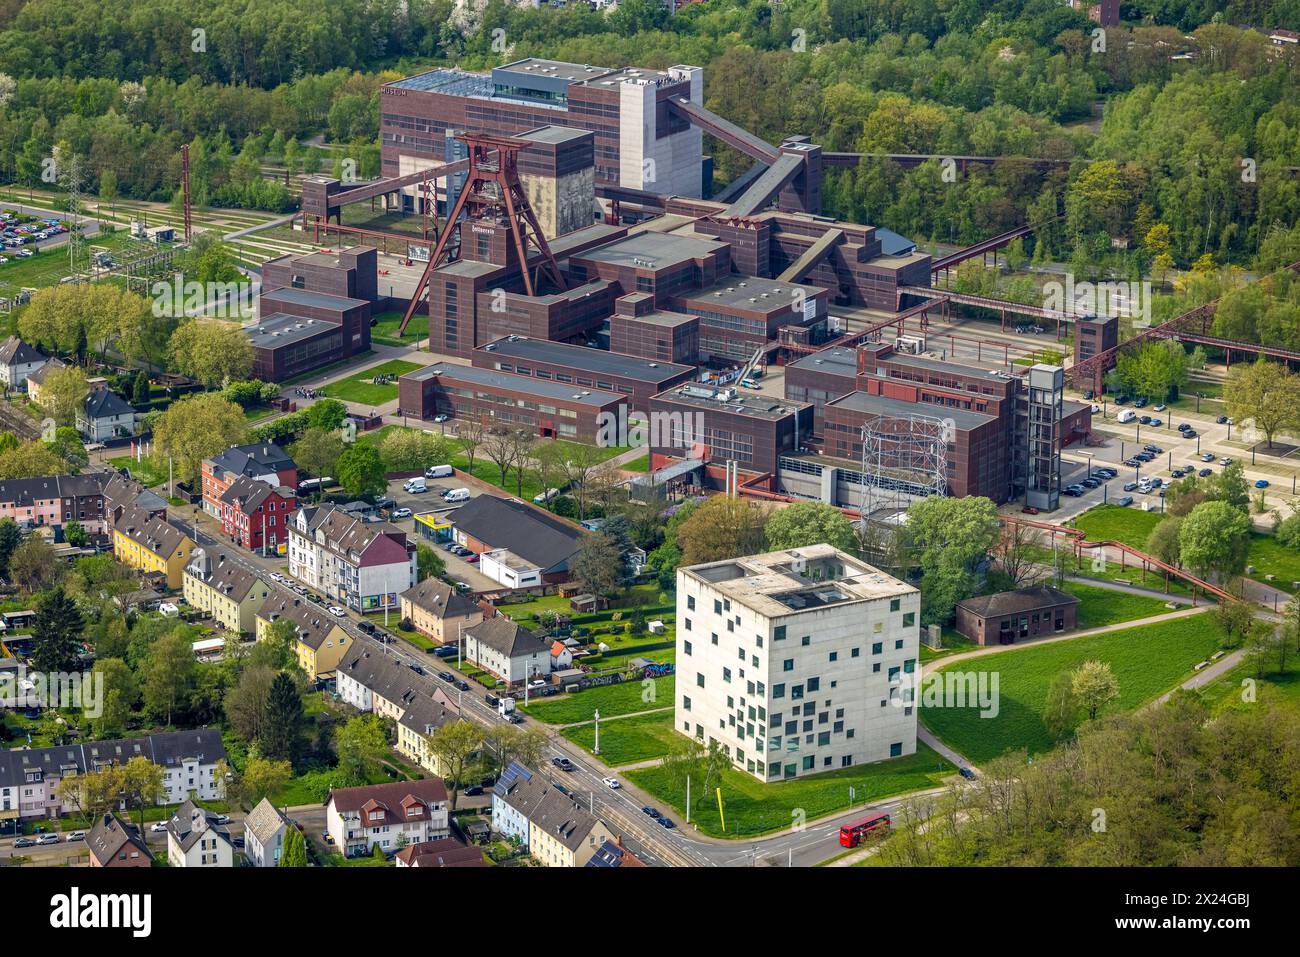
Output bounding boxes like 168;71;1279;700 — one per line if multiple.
1193;658;1300;715
920;612;1223;764
520;675;674;725
370;309;427;347
562;709;677;766
621;453;651;473
1059;580;1177;629
109;455;168;487
627;743;953;839
322;359;423;405
1075;504;1300;593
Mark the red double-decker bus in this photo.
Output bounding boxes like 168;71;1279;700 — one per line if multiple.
839;812;891;848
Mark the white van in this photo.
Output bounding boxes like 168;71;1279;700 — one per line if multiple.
533;487;562;504
1137;477;1153;493
1117;409;1137;424
443;487;471;504
404;477;427;494
425;464;454;478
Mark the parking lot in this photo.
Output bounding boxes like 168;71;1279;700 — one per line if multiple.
378;473;501;593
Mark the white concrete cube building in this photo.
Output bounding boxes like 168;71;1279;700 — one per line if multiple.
675;544;919;781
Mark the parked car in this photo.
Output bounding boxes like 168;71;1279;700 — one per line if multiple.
1139;415;1151;425
150;822;167;833
958;767;976;781
433;645;459;659
213;815;232;826
657;816;676;829
1153;404;1166;412
1183;429;1198;439
1143;445;1162;454
455;679;470;691
1062;486;1083;497
36;833;59;845
1199;468;1214;477
1178;422;1192;432
1134;397;1148;408
1149;418;1163;427
1123;482;1138;492
1081;477;1101;489
13;837;35;848
65;831;86;842
1202;452;1216;462
327;606;345;618
408;663;425;676
356;620;375;634
1115;495;1134;507
1114;395;1129;405
642;806;661;818
391;507;412;520
438;671;455;683
1021;506;1039;515
1255;479;1270;489
463;785;484;796
1216;415;1229;424
552;756;576;772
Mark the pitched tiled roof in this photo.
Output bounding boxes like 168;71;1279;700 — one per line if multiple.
168;799;232;853
243;798;291;845
0;729;228;790
394;837;485;868
84;388;134;420
87;813;152;866
0;472;107;509
294;503;411;566
115;506;190;558
207;443;296;478
0;336;45;366
326;778;449;821
184;548;268;603
25;356;65;386
400;577;479;620
529;789;606;852
466;616;549;660
450;496;584;570
219;474;296;513
956;585;1080;619
255;592;348;652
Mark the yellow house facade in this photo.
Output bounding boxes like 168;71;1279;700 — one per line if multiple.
112;508;194;590
254;593;353;680
527;791;613;868
399;578;483;645
182;549;270;635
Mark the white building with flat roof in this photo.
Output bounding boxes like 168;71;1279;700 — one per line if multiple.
675;543;919;781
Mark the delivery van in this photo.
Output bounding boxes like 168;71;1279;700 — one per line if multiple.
425;464;454;478
1117;409;1137;424
403;477;427;493
443;488;471;504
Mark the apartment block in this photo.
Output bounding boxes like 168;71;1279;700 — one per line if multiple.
675;544;919;781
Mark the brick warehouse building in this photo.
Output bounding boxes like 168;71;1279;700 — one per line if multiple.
472;336;696;408
781;341;1091;506
380;59;704;199
607;293;700;365
647;382;813;476
398;364;627;443
249;247;377;382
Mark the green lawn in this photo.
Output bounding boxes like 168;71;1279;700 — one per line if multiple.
108;455;169;487
621;454;651;473
1059;580;1176;629
562;709;677;766
1194;659;1300;714
520;675;674;725
1074;504;1300;592
370;309;426;347
920;612;1223;764
322;359;423;405
627;742;953;839
1072;504;1163;547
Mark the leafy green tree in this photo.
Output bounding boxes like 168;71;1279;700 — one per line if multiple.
1070;660;1119;721
1043;671;1079;741
233;754;292;808
291;427;344;492
425;719;483;810
1178;500;1251;582
335;714;389;785
571;532;625;599
166;319;254;388
416;543;445;582
152;392;249;485
261;671;304;762
8;536;61;593
902;496;1001;625
31;586;84;673
674;495;768;566
280;825;308;867
91;657;138;738
336;444;386;497
305;398;348;431
224;664;277;744
1224;360;1300;449
141;629;195;725
764;501;858;553
0;518;22;577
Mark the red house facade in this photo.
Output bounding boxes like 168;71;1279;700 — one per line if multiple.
201;443;298;519
219;475;298;554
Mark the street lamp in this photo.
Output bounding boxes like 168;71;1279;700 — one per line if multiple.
593;709;601;755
